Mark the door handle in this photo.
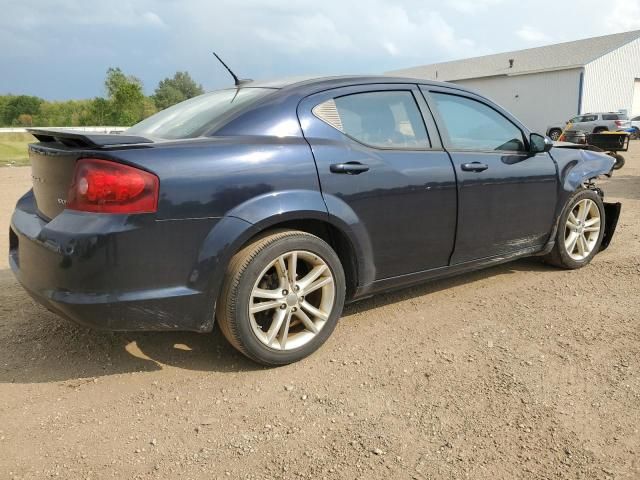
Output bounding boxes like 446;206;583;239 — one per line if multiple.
461;162;489;172
330;162;370;175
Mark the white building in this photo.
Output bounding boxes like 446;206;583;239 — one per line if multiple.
388;30;640;134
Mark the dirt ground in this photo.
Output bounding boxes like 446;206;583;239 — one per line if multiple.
0;146;638;480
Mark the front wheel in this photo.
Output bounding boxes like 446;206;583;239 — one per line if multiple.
611;153;625;170
216;230;346;366
543;190;605;269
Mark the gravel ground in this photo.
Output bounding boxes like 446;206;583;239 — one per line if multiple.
0;146;639;480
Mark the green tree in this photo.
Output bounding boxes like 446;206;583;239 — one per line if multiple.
17;113;33;126
103;67;146;125
153;71;204;110
1;95;43;126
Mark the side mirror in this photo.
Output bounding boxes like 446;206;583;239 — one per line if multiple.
530;133;553;154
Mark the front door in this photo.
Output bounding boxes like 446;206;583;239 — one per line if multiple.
298;84;457;280
422;86;558;264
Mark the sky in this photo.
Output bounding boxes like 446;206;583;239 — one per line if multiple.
2;0;640;100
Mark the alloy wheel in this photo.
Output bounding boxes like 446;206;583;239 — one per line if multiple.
564;198;601;261
248;250;335;350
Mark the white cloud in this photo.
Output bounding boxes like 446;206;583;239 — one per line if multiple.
604;0;640;32
382;41;399;56
141;12;166;28
254;13;355;53
516;25;552;43
0;1;167;30
449;0;505;14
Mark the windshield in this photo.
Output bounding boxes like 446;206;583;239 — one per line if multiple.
126;88;274;139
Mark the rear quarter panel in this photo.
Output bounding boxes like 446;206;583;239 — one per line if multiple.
111;136;321;220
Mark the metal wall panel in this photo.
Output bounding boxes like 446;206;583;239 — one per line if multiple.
453;68;582;134
583;38;640;115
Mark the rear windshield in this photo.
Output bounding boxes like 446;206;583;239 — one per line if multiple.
602;113;628;120
126;88;274;139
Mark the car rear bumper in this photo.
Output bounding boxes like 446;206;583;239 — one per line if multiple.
9;191;218;332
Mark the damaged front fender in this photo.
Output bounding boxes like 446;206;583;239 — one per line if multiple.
551;146;615;192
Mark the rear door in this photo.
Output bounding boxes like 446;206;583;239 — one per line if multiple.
298;84;457;280
422;86;558;264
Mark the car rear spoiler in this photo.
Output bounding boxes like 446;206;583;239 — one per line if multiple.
27;128;154;149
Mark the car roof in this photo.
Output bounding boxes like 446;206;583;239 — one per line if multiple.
580;112;625;115
238;75;469;95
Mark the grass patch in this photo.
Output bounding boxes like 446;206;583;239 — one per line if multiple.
0;133;34;167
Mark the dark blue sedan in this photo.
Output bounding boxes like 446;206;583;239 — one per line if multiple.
9;76;620;365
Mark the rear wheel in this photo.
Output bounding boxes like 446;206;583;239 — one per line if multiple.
216;230;345;365
593;127;608;133
548;129;562;141
544;190;605;269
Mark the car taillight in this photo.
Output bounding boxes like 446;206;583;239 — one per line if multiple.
67;158;159;214
615;120;624;127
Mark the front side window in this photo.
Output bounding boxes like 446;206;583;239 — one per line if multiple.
313;91;429;149
430;92;525;151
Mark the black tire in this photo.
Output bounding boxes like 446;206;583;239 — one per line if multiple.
216;229;346;366
543;189;606;269
548;129;562;141
612;154;625;170
593;127;608;134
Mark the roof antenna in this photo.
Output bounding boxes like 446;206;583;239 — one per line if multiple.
212;51;252;87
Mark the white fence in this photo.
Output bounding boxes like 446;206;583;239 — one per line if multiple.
0;126;127;134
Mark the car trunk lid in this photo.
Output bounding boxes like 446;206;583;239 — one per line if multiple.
27;129;153;220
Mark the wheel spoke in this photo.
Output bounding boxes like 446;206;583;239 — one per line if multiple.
278;310;293;349
578;200;590;222
294;308;319;334
298;264;327;290
287;252;298;285
300;301;329;321
577;234;587;256
303;276;333;295
275;255;288;283
567;212;579;228
584;226;600;233
266;309;287;345
565;231;579;254
584;217;600;227
250;300;281;314
252;288;282;300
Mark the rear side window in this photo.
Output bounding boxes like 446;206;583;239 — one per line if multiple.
430;92;525;152
313;91;429;149
602;113;627;120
